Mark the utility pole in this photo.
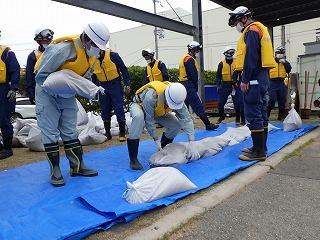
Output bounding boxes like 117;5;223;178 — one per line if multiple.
281;25;286;47
153;0;159;59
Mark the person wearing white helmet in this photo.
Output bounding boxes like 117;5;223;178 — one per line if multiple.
34;22;110;186
127;81;199;170
26;28;54;104
268;46;292;120
90;47;131;143
216;46;245;125
228;6;276;161
141;48;169;83
178;41;218;131
0;30;20;160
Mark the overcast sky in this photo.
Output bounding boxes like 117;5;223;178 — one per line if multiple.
0;0;219;66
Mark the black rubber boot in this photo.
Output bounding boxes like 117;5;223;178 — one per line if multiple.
127;139;143;170
239;130;266;161
216;109;225;124
240;112;246;126
104;121;112;140
118;121;126;142
264;126;268;153
242;126;268;154
277;108;286;121
235;109;241;126
161;133;173;148
64;139;98;177
267;106;272;118
200;114;219;130
0;134;13;160
44;143;65;187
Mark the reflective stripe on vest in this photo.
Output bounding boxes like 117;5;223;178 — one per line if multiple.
147;60;164;82
269;62;287;79
135;81;172;117
0;46;9;83
222;60;234;81
178;53;199;81
35;35;90;76
234;22;276;71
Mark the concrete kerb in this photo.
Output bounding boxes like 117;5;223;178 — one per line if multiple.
259;126;320;168
125;127;319;240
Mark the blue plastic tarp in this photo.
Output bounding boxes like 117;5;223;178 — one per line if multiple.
0;123;316;240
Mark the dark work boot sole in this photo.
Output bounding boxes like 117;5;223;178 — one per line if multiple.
239;153;266;161
70;169;98;177
51;177;65;187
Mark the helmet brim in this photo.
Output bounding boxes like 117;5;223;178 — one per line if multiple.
165;86;184;110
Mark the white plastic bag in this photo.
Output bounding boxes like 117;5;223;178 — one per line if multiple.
283;106;302;132
78;113;107;145
123;167;197;204
25;126;45;152
76;99;89;126
42;69;104;99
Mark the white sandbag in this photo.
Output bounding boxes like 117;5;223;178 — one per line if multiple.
42;69;105;99
15;135;27;147
18;125;34;136
25;126;45;152
219;126;251;146
110;127;120;136
123;167;197;204
12;129;23;147
110;115;118;128
150;143;189;166
149;137;230;166
13;118;37;131
76;99;89;126
283;106;302;132
78;113;107;145
268;123;280;131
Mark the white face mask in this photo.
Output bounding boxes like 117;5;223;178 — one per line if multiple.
146;59;152;64
195;52;200;59
86;46;100;57
41;43;49;49
276;54;284;59
236;22;244;33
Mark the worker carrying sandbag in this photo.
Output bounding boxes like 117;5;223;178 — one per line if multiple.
34;22;110;187
127;81;199;170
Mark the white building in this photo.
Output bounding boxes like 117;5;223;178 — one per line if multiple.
110;7;319;72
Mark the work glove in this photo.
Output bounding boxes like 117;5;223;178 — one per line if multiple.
7;90;16;102
187;141;200;161
29;96;35;105
279;59;286;63
154;137;162;151
124;85;131;95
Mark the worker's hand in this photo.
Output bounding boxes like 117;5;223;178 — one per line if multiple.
6;90;16;102
187;141;200;161
124;85;131;95
240;82;249;93
29;97;35;105
154;137;162;151
279;58;286;63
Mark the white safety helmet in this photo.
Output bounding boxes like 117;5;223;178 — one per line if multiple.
34;28;54;41
83;22;110;50
188;41;202;51
164;83;187;110
228;6;252;27
142;48;155;57
223;46;236;58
